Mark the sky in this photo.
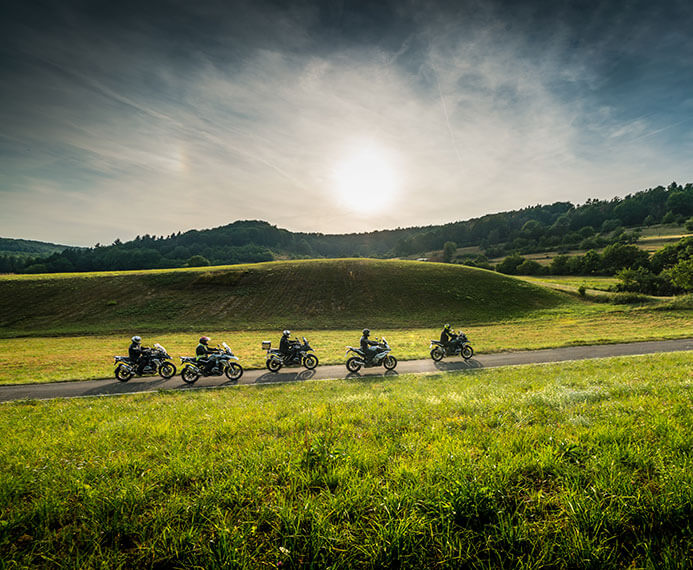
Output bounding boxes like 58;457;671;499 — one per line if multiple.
1;0;693;246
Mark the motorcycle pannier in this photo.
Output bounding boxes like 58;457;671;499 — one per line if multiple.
261;341;271;350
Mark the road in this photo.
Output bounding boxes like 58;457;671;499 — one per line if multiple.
1;338;691;403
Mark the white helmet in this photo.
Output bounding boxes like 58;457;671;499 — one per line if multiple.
131;335;141;343
282;330;291;337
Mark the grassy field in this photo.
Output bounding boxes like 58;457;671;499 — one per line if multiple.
1;305;692;384
517;275;620;292
1;353;691;568
0;259;568;338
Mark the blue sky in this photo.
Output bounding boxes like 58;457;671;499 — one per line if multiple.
1;0;692;245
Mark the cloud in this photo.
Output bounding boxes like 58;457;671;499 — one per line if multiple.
1;0;692;244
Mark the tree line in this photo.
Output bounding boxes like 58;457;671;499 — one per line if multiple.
494;237;693;295
1;182;692;275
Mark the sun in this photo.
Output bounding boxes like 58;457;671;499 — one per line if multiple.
331;143;399;214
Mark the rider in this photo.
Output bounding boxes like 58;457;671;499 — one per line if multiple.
360;328;380;361
440;323;456;351
279;330;299;363
196;336;217;372
129;335;147;374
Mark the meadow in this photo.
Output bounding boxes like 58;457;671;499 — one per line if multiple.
1;258;691;384
1;306;692;384
1;353;691;568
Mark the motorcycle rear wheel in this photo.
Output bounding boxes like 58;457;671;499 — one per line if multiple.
462;345;474;359
225;362;243;381
303;354;318;370
430;347;444;361
383;355;397;370
181;366;200;385
346;357;362;372
159;362;177;379
115;364;133;382
266;358;282;373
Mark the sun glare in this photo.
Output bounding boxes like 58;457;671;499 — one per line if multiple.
331;143;399;214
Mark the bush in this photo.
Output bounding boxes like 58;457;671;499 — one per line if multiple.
185;255;211;267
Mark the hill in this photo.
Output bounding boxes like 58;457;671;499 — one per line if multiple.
0;259;570;337
0;237;76;259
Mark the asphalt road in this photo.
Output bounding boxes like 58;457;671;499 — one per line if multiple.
1;338;692;403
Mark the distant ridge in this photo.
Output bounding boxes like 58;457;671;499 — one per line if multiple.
1;182;691;273
0;237;78;258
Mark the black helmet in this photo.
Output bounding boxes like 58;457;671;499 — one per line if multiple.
199;336;210;345
362;328;370;337
444;323;451;330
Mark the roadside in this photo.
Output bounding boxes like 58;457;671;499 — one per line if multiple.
2;338;691;402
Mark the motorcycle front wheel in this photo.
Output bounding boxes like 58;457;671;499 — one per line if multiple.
181;366;200;385
383;355;397;370
115;364;133;382
430;347;445;361
346;357;362;372
159;362;177;379
225;362;243;381
266;358;282;373
303;354;318;370
462;345;474;360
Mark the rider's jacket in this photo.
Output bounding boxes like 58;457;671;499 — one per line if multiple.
440;328;455;345
129;342;143;361
360;335;378;352
196;343;213;359
279;335;291;355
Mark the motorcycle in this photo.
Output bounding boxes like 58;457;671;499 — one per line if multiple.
179;342;244;385
429;332;474;361
113;343;177;382
263;337;319;372
345;337;397;372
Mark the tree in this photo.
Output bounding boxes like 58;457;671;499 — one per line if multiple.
496;254;525;274
186;255;210;267
516;259;544;275
549;255;570;275
667;258;693;291
601;243;649;273
442;241;457;263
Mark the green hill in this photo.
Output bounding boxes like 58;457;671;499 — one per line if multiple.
0;259;571;337
0;237;74;258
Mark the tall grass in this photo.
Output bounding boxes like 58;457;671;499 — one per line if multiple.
1;353;691;567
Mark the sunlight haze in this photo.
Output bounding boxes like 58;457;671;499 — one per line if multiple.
1;0;692;245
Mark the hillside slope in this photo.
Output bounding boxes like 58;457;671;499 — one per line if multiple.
0;259;572;336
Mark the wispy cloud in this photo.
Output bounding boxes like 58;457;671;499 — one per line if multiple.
1;0;692;244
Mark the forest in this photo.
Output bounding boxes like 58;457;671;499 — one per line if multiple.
2;182;692;283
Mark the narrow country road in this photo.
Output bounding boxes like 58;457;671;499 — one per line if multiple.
1;338;692;403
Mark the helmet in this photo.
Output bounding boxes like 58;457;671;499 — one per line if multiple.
282;330;290;337
131;336;141;343
199;336;210;344
444;323;451;330
362;328;370;337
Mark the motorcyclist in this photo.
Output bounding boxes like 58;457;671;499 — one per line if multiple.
279;330;299;363
440;323;456;351
128;335;148;374
360;328;380;361
196;336;217;372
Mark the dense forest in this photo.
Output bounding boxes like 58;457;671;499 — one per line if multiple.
1;182;692;276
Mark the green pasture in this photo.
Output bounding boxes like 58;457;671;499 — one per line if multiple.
1;306;691;384
0;259;568;337
1;353;691;568
517;275;620;292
